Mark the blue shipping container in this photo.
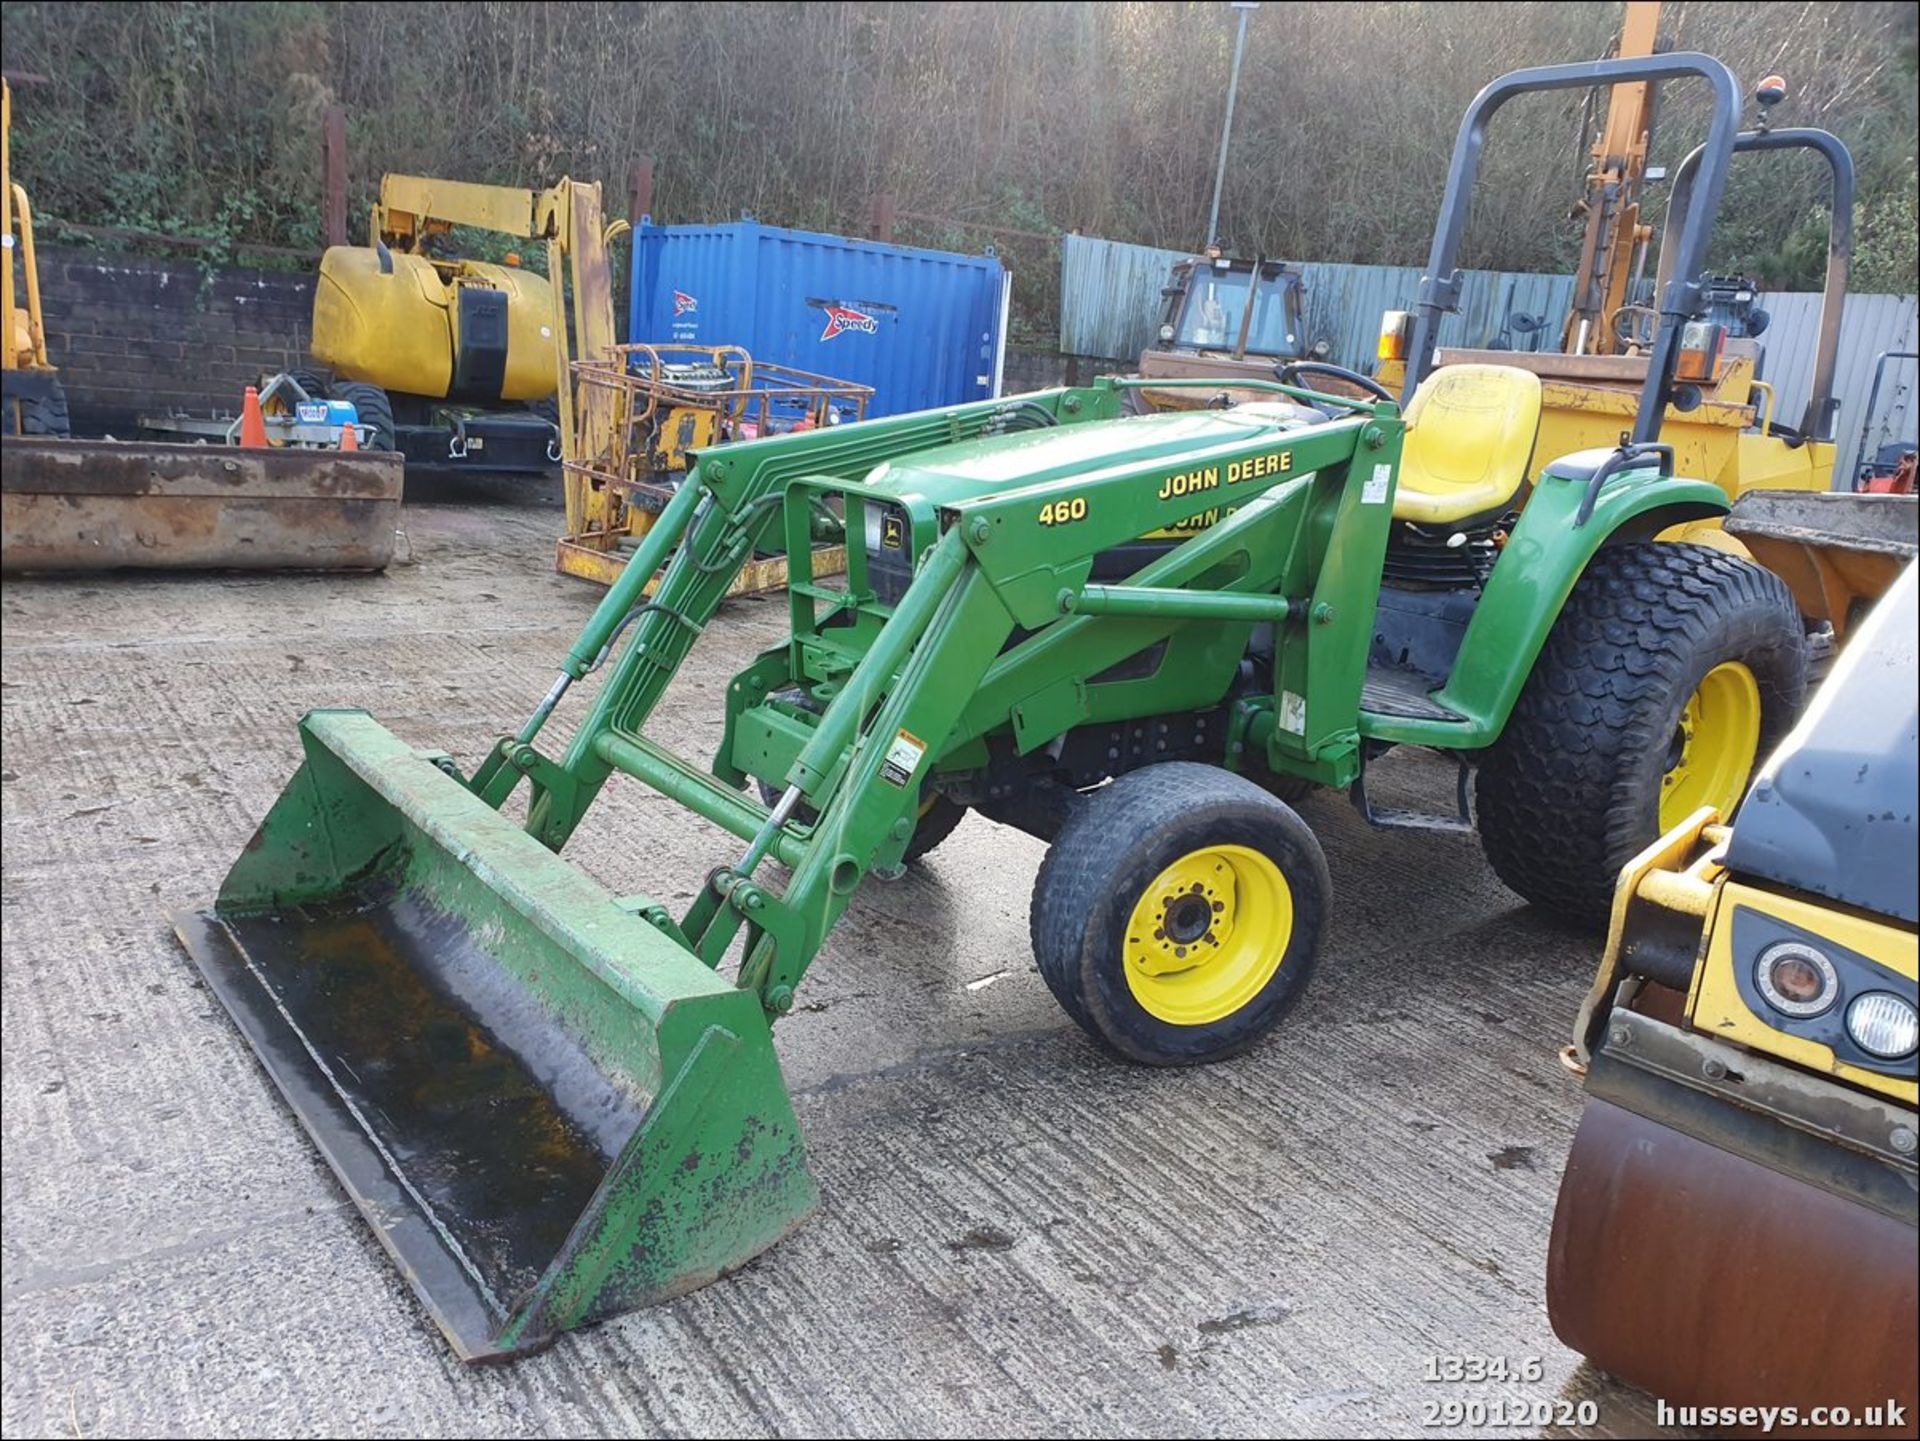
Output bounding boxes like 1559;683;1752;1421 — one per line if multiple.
630;219;1009;417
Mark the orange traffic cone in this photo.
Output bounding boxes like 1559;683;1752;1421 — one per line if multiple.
339;422;358;452
239;386;269;448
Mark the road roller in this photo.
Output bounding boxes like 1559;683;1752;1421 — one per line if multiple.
1549;558;1918;1434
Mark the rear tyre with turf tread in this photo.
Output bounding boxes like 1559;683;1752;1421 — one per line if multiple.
1029;761;1329;1066
1475;541;1805;929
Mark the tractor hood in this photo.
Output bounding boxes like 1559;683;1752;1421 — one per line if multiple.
1726;561;1919;924
857;402;1324;510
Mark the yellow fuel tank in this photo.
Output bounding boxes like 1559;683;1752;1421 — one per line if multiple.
311;246;558;403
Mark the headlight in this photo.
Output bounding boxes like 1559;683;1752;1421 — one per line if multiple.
1845;992;1919;1059
1158;323;1175;342
1754;941;1839;1017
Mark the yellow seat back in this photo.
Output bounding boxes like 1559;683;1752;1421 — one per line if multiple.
1395;364;1542;527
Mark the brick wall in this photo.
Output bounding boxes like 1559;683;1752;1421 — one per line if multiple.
35;248;318;437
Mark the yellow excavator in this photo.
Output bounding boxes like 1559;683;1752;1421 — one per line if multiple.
1;76;67;437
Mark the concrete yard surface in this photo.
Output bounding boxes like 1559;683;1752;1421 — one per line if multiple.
2;489;1686;1439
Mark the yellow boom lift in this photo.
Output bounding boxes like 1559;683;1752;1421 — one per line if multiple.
313;174;865;596
310;174;623;479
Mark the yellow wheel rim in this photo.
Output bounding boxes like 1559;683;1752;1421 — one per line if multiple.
1122;844;1292;1026
1660;661;1762;830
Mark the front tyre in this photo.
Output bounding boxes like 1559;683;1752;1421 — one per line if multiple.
1476;542;1805;928
1029;762;1330;1065
333;381;395;451
3;378;71;438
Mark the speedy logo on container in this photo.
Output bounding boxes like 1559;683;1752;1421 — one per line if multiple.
672;290;698;316
817;303;880;341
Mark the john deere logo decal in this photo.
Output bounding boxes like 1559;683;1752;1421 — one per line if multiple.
672;290;698;316
818;304;879;341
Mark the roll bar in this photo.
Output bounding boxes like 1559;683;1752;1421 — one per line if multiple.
1657;128;1854;442
1402;53;1744;447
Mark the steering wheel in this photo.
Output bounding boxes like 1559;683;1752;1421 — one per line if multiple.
1611;304;1660;352
1273;361;1394;403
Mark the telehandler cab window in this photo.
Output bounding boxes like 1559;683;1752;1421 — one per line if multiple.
1242;274;1302;356
1181;275;1244;348
1174;267;1301;357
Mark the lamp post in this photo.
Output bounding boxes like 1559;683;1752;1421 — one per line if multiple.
1205;1;1260;248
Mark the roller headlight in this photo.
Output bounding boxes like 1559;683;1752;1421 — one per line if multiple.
1754;941;1838;1017
1845;992;1919;1060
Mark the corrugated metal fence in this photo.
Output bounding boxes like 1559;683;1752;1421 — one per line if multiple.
1060;233;1916;486
1058;234;1578;368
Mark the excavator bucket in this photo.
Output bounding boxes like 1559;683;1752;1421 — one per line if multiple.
172;709;817;1360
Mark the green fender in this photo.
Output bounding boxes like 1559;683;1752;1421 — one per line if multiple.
1361;467;1729;748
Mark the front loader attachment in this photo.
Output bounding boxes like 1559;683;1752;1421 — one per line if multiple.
173;710;816;1360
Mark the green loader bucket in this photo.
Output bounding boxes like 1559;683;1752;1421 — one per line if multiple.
173;710;817;1360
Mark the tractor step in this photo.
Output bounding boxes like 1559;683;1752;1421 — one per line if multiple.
1349;747;1476;833
1358;663;1465;722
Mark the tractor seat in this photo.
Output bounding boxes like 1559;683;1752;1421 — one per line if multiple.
1394;364;1542;528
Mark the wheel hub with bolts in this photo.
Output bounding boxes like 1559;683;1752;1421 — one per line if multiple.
1122;844;1293;1025
1660;660;1763;831
1133;859;1229;974
1030;763;1328;1064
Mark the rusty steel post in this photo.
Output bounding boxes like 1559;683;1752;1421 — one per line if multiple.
870;192;895;244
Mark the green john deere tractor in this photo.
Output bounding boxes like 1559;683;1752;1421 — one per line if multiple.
177;50;1811;1359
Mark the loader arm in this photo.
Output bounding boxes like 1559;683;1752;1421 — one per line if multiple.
485;385;1399;1009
